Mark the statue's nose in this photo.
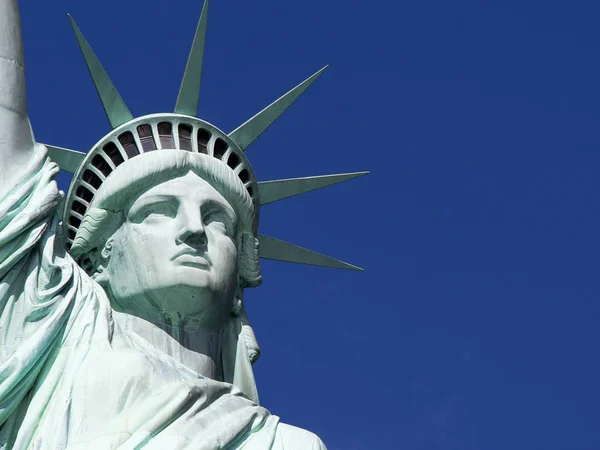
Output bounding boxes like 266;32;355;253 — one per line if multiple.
176;208;208;248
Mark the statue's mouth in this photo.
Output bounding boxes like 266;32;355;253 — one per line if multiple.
171;249;211;269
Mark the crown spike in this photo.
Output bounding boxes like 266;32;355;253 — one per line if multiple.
258;171;369;206
45;144;86;174
229;66;328;152
68;14;133;129
174;0;209;116
258;234;363;271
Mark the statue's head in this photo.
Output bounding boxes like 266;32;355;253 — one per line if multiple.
67;117;262;329
51;2;366;397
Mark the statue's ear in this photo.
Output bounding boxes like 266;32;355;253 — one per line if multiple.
91;238;113;285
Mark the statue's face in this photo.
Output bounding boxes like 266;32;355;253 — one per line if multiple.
104;171;239;329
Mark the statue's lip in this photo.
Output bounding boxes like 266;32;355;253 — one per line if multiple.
171;249;211;268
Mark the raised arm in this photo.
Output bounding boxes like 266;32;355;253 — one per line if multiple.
0;0;35;194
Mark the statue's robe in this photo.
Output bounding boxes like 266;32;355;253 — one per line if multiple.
0;149;326;449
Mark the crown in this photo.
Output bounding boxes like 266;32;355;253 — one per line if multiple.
44;0;367;272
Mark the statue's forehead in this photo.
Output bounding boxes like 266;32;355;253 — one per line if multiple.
132;171;232;208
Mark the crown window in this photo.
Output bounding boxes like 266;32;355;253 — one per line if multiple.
227;152;240;170
103;142;125;167
72;200;87;216
197;129;211;154
75;185;93;203
238;169;250;183
91;154;112;177
179;124;193;151
82;170;102;189
68;216;82;228
213;138;228;160
118;132;140;158
158;122;174;149
137;124;157;152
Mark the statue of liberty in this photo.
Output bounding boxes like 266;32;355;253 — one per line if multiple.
0;0;367;448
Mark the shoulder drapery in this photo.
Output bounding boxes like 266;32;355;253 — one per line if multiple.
0;147;72;428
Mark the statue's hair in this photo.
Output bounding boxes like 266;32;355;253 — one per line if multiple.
240;305;261;363
232;293;261;364
70;151;262;288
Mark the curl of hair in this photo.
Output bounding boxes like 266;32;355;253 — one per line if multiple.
72;207;123;275
239;232;262;288
239;303;261;364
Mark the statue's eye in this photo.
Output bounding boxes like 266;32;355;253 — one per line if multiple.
142;202;176;220
203;210;232;235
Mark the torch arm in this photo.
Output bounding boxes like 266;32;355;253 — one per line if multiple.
0;0;36;194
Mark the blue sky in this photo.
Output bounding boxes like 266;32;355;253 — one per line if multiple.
18;0;600;448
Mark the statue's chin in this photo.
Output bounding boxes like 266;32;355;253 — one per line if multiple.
108;279;234;331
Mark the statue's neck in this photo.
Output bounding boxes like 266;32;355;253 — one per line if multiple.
111;309;223;380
